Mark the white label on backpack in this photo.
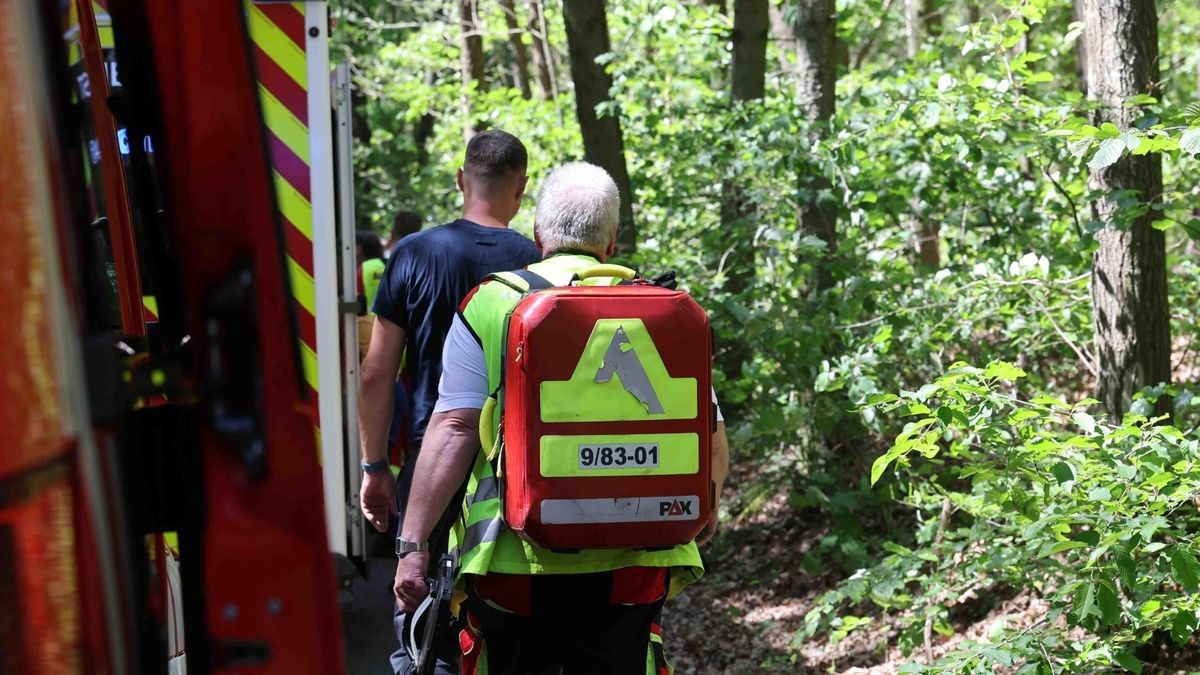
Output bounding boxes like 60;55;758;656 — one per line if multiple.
578;443;660;469
540;496;701;524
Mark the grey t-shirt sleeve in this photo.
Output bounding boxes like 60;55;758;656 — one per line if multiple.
433;314;489;412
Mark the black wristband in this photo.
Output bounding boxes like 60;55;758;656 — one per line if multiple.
361;458;390;474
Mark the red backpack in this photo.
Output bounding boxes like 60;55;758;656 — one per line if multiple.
482;265;714;550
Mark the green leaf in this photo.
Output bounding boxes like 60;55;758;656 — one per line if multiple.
1068;137;1093;158
1172;610;1199;646
1180;127;1200;156
984;361;1026;381
1088;486;1112;501
1050;461;1075;484
1145;471;1175;488
1114;549;1137;589
1009;408;1042;423
1073;581;1097;620
1044;540;1089;557
1151;218;1174;231
936;406;969;427
1170;546;1200;592
1097;580;1121;627
1072;411;1096;434
1089;137;1127;170
1099;122;1122;138
1115;651;1143;674
871;452;896;486
1139;599;1161;617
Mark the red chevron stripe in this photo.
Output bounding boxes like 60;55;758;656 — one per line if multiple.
260;3;307;53
266;132;311;201
254;44;308;125
296;305;317;352
308;386;320;419
284;217;315;274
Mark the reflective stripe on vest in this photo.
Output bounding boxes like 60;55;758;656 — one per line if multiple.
455;254;705;595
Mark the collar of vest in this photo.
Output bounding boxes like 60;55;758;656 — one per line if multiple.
544;249;604;260
528;253;603;285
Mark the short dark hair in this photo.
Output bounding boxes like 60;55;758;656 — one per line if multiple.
356;230;384;260
463;130;528;182
390;211;422;243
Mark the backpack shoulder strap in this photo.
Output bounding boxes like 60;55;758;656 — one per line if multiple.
484;269;554;294
510;269;554;291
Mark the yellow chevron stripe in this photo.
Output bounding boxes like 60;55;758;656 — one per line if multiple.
259;85;310;165
247;4;307;88
290;2;305;17
300;340;319;392
274;171;312;241
287;255;316;316
142;295;158;318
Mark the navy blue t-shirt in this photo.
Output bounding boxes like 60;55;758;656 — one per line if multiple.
373;219;541;448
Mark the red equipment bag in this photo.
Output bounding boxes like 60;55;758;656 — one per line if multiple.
494;265;713;550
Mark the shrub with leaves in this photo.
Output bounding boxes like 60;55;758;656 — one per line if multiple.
801;363;1200;672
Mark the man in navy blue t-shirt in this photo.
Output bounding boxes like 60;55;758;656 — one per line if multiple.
358;130;539;674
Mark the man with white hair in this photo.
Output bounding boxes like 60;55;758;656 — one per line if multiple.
393;161;730;673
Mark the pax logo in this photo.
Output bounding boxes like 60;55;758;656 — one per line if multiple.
658;499;694;517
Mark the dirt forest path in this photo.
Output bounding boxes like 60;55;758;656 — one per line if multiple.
661;466;1058;675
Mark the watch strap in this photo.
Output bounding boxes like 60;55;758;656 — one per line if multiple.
361;458;390;474
395;538;429;557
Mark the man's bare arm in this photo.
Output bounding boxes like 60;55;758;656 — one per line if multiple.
359;315;405;463
399;409;482;543
358;316;405;531
393;409;481;611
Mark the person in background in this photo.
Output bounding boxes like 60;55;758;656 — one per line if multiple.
356;230;387;362
358;131;541;674
387;210;423;258
393;162;729;673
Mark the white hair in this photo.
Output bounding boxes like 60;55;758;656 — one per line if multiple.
534;162;620;255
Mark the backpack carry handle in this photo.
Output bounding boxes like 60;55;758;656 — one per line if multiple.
573;264;637;282
480;396;500;460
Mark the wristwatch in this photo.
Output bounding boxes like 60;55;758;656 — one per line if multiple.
395;538;429;558
361;458;390;474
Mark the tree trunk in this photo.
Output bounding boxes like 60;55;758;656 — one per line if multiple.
794;0;837;289
905;0;922;58
905;0;941;266
1084;0;1171;419
718;0;769;396
528;0;557;100
1074;0;1089;93
562;0;637;252
500;0;533;99
768;1;798;78
458;0;486;138
731;0;768;101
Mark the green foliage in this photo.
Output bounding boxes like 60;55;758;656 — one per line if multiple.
805;362;1200;670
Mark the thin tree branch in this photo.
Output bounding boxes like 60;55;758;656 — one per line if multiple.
1040;162;1084;240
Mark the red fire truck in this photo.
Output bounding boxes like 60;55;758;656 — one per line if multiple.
1;1;372;672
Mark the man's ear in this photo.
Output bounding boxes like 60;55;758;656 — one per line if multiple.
456;169;466;193
605;237;616;258
534;228;543;251
515;174;528;201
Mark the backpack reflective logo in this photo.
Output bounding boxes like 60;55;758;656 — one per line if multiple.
540;318;698;423
594;325;663;414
